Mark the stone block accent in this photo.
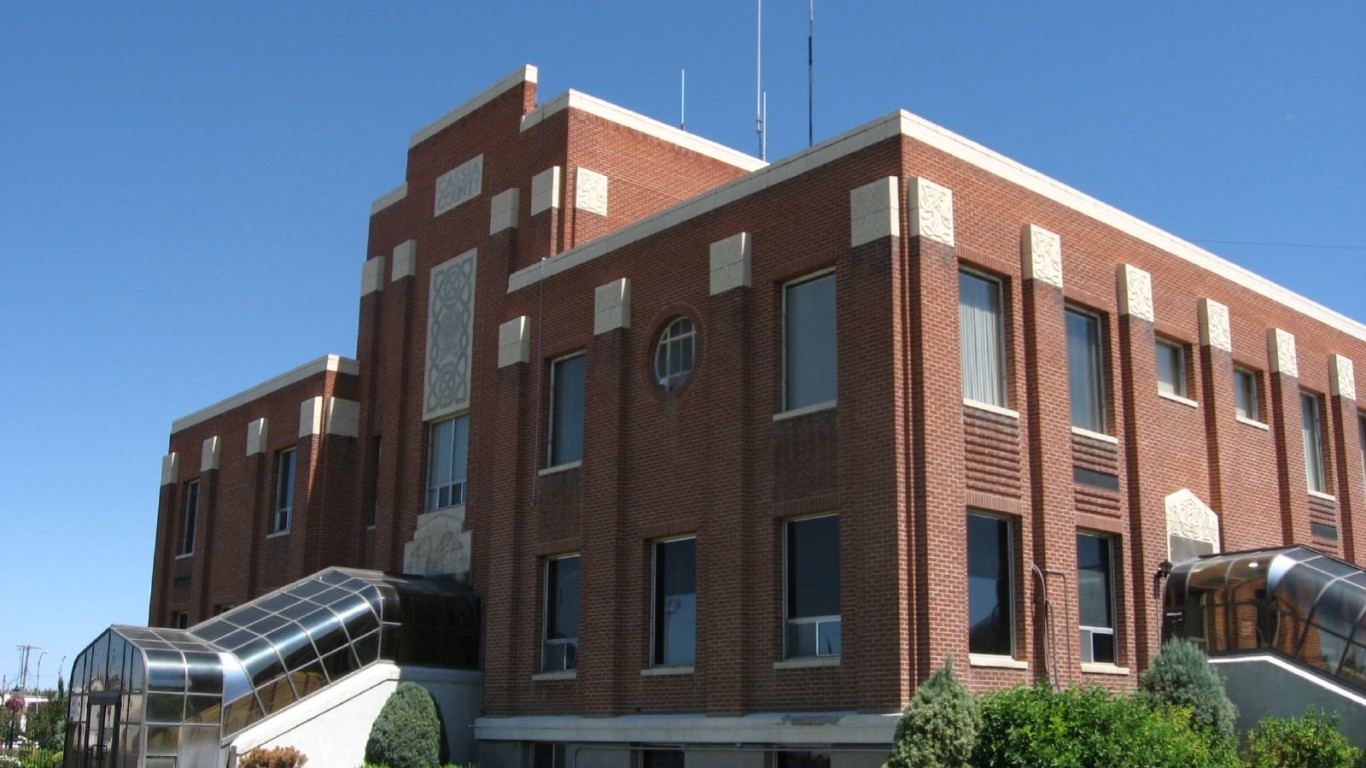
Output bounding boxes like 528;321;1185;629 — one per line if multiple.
595;278;631;335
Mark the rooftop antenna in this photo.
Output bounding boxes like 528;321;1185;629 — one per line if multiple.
756;0;766;160
807;0;814;146
680;69;686;130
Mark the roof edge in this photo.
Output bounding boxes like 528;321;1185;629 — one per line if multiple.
409;64;538;149
171;354;359;434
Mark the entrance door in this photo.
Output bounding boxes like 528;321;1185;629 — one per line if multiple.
83;696;120;768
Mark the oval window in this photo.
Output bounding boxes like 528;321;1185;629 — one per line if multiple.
654;317;696;391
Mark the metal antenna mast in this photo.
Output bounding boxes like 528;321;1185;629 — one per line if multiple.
756;0;765;160
680;69;686;129
808;0;815;146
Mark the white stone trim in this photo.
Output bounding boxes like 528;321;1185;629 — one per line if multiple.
1331;354;1356;401
1200;299;1232;353
361;256;385;296
327;398;361;438
640;666;694;677
908;176;954;247
474;711;897;746
1210;655;1366;707
370;182;407;215
410;64;537;148
1022;224;1062;288
489;188;520;235
434;154;483;217
247;418;269;456
1071;425;1118;444
392;240;417;281
1309;489;1338;503
574;167;609;216
772;657;841;670
963;398;1020;420
1117;264;1154;322
1165;488;1220;555
161;453;179;486
201;436;221;472
530;166;561;216
1158;391;1200;409
1269;328;1299;378
522;90;765;171
498;316;531;368
173;356;358;433
538;460;583;477
1236;416;1271;431
1081;663;1131;676
300;397;324;438
773;400;838;422
709;232;752;295
594;278;630;335
530;671;577;682
969;654;1028;670
849;177;901;248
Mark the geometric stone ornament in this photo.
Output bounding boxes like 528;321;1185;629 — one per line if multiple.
594;277;631;335
1165;488;1220;559
404;506;472;581
498;316;531;369
1199;299;1231;353
1268;328;1298;379
392;240;417;282
849;177;900;248
161;452;179;486
490;187;521;235
361;256;386;296
575;167;609;217
1117;264;1154;322
531;166;562;216
709;232;753;295
424;249;478;421
246;417;269;456
434;154;483;217
201;436;221;472
908;176;954;247
1331;354;1356;401
300;397;325;438
326;398;361;438
1022;224;1062;289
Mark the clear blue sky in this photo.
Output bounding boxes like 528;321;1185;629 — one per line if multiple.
2;2;1363;692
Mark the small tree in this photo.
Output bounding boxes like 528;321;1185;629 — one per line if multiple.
1139;638;1239;749
1243;709;1364;768
364;683;443;768
886;658;979;768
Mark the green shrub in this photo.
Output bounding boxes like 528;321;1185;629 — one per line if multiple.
17;750;62;768
1243;709;1364;768
240;745;308;768
1139;637;1239;749
886;658;979;768
364;682;444;768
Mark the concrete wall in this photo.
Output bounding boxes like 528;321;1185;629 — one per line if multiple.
1213;655;1366;751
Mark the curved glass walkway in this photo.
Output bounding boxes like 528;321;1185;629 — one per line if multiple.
64;568;478;768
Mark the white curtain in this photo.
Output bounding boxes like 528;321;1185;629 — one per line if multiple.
960;272;1004;406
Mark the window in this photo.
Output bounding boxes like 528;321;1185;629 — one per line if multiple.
1077;533;1116;664
549;354;585;466
960;270;1006;407
654;317;697;391
531;744;567;768
273;449;296;533
179;480;200;556
652;537;696;667
1360;414;1365;489
1302;392;1326;493
1156;339;1187;398
1235;368;1260;421
783;272;837;410
213;604;235;616
171;611;190;630
542;555;580;672
775;752;832;768
784;515;841;658
1066;308;1107;433
426;415;469;510
967;513;1013;656
640;750;684;768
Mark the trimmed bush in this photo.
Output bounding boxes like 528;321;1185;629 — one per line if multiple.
364;683;443;768
1139;637;1239;749
240;745;308;768
1243;709;1364;768
886;658;979;768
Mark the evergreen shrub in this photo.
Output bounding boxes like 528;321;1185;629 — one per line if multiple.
886;658;979;768
1139;637;1239;749
1242;709;1363;768
364;683;443;768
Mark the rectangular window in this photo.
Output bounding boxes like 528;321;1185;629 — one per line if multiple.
641;750;684;768
1359;414;1365;489
784;515;841;658
967;513;1013;657
1302;392;1326;493
960;270;1006;407
652;537;697;667
213;604;235;616
531;744;567;768
1066;308;1107;433
273;449;296;534
542;555;580;673
549;354;586;467
426;415;469;510
1156;339;1187;398
1235;368;1260;421
171;611;190;630
784;272;837;411
1077;533;1116;664
179;480;200;556
775;752;832;768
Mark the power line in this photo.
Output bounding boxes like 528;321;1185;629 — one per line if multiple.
1188;238;1366;252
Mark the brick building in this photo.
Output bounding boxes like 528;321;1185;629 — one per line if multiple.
148;65;1366;767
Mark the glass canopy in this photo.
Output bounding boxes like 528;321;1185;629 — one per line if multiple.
64;568;478;768
1163;546;1366;693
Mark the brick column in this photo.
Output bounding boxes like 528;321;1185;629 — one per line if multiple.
245;418;269;596
148;453;179;624
195;436;222;620
1328;355;1365;563
1268;328;1313;545
1199;300;1238;542
377;242;419;571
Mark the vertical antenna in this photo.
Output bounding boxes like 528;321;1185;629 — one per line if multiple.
756;0;764;160
808;0;814;146
762;91;768;161
680;68;686;129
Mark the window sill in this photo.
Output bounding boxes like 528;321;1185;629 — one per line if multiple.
1309;490;1337;503
1236;416;1270;431
531;670;577;682
1071;426;1118;444
1081;663;1130;676
266;530;290;539
773;400;837;422
963;399;1019;419
538;461;582;477
773;656;840;670
969;654;1028;670
641;665;694;677
1158;391;1199;409
175;552;194;560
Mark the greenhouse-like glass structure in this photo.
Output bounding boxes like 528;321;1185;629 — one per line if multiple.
1163;546;1366;693
64;568;478;768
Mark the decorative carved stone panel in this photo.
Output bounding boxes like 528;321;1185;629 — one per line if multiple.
575;168;609;216
1200;299;1231;353
1165;489;1220;563
1022;224;1062;289
1331;354;1356;401
909;177;954;247
424;249;478;420
1117;264;1153;322
1269;328;1298;378
404;506;472;581
434;155;484;217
